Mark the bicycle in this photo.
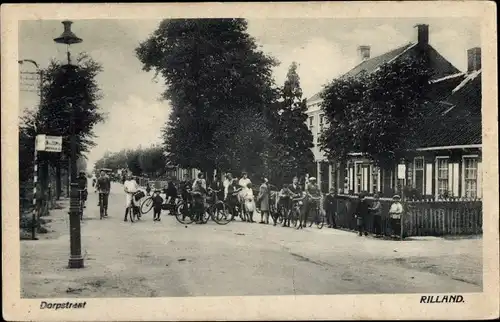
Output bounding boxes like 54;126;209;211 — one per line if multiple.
98;192;109;220
291;196;305;228
201;188;231;225
175;192;196;225
125;191;143;223
306;196;324;229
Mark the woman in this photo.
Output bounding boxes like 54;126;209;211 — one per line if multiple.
258;178;270;224
243;182;256;223
227;177;240;221
238;172;251;221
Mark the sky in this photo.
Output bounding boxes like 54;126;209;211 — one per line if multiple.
18;17;480;170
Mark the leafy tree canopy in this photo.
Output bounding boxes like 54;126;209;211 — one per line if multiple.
319;56;433;168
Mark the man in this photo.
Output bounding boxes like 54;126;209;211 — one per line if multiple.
192;178;207;224
123;173;139;222
77;171;88;208
289;176;302;197
179;174;192;204
324;188;338;228
95;170;111;217
300;177;322;229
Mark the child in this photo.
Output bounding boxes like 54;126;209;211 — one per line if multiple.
369;194;382;236
152;190;164;221
324;188;338;228
389;195;404;238
243;182;256;223
146;182;151;196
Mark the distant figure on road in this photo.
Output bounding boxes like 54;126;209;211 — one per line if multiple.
152;190;163;221
96;170;111;217
123;174;139;222
77;171;88;209
258;178;270;224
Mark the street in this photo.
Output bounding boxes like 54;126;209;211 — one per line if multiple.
21;182;482;298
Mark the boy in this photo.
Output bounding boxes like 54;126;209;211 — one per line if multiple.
324;188;338;228
152;190;164;221
389;195;404;238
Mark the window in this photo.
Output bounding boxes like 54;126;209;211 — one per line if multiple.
437;158;449;198
309;116;314;129
355;163;362;193
463;157;478;198
371;166;379;193
414;157;424;194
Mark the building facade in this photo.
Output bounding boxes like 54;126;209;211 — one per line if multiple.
305;24;482;200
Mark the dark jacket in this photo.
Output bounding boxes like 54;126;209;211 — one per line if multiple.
324;194;338;213
355;198;370;218
77;176;88;190
289;184;302;197
152;194;164;210
96;176;111;193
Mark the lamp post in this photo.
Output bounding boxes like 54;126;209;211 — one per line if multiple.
54;20;84;269
18;59;43;241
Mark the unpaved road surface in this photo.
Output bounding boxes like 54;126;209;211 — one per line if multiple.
21;183;482;298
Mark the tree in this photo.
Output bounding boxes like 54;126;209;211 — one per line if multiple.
319;56;433;169
273;62;315;184
35;53;104;195
136;19;279;175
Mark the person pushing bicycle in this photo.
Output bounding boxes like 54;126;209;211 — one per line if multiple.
299;177;322;229
96;170;111;218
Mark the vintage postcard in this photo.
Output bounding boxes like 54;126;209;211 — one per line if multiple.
2;2;498;321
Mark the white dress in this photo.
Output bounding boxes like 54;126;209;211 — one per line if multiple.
243;187;255;213
238;178;251;203
124;179;139;207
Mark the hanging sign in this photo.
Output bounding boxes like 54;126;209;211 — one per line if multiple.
397;164;406;180
35;134;62;152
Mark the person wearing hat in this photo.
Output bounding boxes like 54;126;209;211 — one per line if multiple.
389;194;404;238
369;193;382;236
300;176;322;229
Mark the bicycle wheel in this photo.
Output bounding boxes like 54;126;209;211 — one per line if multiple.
140;197;154;214
175;202;194;224
212;202;231;225
316;209;325;229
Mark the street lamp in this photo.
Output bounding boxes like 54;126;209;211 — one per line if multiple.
54;20;84;269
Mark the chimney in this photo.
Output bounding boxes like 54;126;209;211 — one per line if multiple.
358;45;371;62
415;24;429;45
467;47;481;73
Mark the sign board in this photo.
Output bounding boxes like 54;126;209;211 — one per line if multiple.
397;164;406;180
35;134;62;152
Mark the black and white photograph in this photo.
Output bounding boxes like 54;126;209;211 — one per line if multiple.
2;2;498;321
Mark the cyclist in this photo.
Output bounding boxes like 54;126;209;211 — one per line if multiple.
164;180;178;215
77;171;88;209
226;176;240;221
191;178;207;224
179;174;192;205
123;173;139;222
299;176;322;229
277;183;293;227
95;170;111;218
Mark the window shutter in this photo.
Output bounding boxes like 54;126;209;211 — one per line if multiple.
477;161;482;198
452;162;459;196
425;163;433;195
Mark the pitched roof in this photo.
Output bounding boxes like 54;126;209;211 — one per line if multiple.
416;72;482;147
307;43;415;102
341;43;415;79
416;115;481;147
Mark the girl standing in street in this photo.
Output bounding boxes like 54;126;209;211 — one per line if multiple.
243;182;256;223
258;178;270;224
